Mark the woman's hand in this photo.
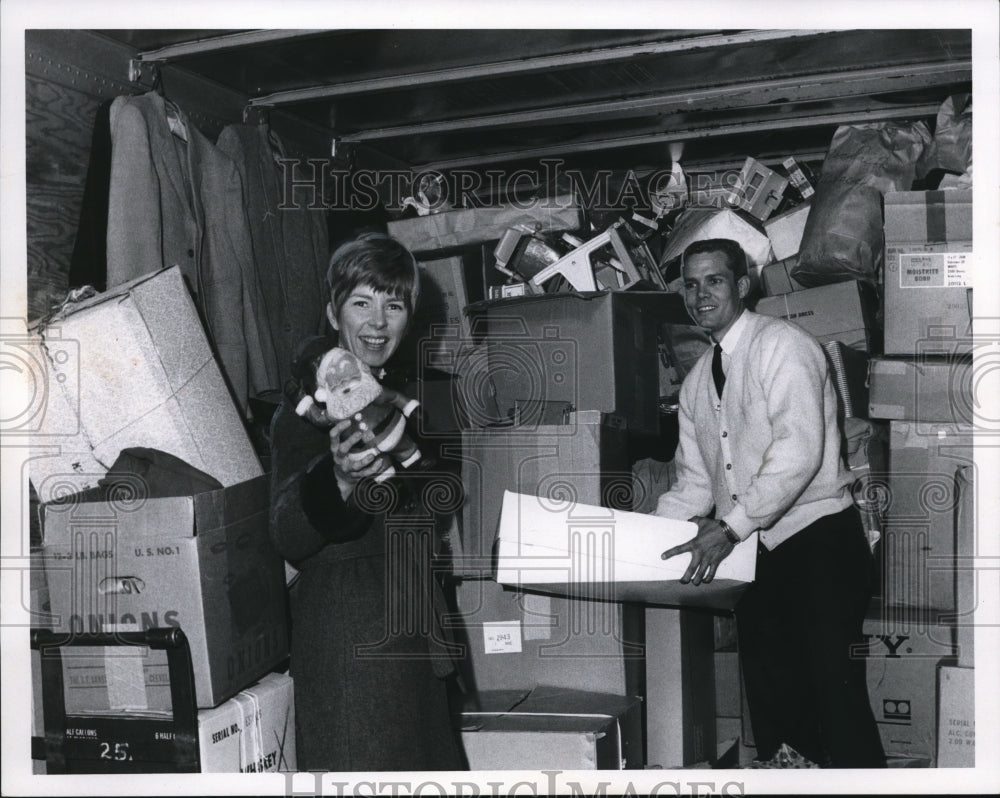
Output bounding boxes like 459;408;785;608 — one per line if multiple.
329;419;389;497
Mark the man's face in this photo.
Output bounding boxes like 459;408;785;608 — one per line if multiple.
682;251;749;340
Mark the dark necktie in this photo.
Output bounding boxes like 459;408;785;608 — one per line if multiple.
712;343;726;399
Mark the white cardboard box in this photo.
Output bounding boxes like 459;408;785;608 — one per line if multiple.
494;491;757;611
459;686;643;770
198;671;296;773
936;666;974;767
763;201;811;261
29;266;262;503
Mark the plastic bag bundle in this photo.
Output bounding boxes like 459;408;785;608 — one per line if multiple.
792;121;932;287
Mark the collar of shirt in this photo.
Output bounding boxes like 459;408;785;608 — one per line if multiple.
716;308;749;354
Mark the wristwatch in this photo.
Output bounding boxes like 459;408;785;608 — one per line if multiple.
718;519;741;545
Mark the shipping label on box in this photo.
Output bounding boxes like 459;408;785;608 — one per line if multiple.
754;280;875;351
41;475;289;711
198;672;296;773
936;666;974;767
29;267;262;503
861;614;956;763
883;422;973;613
495;490;757;611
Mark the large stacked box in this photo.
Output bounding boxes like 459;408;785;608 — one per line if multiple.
863;188;976;769
458;414;643;698
29;267;291;773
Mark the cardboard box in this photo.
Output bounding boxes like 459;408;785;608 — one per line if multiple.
387;195;582;255
868;357;973;425
883;190;972;356
495;491;757;611
645;608;716;767
43;671;295;773
42;475;289;712
760;256;806;296
198;672;296;773
455;577;643;698
460;686;643;770
764;202;811;261
936;666;974;767
714;651;742;718
459;413;631;567
862;613;957;763
29;266;262;503
465;291;691;435
954;466;975;668
413;255;470;375
754;280;876;351
883;422;974;613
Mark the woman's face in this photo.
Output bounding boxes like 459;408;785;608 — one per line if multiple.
327;284;410;370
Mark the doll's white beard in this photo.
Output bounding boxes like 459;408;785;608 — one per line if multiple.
321;371;383;419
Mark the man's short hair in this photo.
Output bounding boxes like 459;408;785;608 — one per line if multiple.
682;238;749;280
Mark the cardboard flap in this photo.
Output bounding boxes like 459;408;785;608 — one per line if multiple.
45;267;174;322
192;474;270;536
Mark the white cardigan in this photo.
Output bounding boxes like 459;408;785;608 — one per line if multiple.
655;310;853;550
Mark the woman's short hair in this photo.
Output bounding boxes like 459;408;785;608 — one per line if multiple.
682;238;749;280
326;233;420;317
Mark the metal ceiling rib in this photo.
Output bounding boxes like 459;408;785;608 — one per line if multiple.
337;60;971;144
415;102;945;172
99;28;972;173
134;29;326;61
244;29;839;106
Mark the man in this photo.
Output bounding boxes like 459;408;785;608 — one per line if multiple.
657;238;885;768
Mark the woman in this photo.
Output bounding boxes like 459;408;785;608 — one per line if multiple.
269;233;466;771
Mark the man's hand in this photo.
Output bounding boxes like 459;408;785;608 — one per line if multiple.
660;516;735;585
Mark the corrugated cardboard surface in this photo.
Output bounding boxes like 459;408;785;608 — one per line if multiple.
467;292;690;436
883;422;974;612
459;686;643;770
460;415;630;567
29;267;262;503
755;279;875;351
868;357;973;424
936;666;974;767
41;475;289;711
198;672;296;773
760;256;806;296
883;190;972;356
455;578;641;698
862;612;956;764
645;607;716;767
954;466;975;668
